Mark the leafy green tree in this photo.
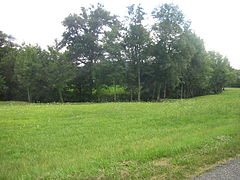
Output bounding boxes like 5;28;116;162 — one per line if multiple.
228;69;240;87
47;46;75;102
1;4;236;103
208;51;231;93
124;4;150;101
15;45;44;102
182;32;211;97
62;4;117;100
94;60;126;101
0;31;18;100
0;75;7;94
100;20;127;101
0;31;14;49
151;3;190;99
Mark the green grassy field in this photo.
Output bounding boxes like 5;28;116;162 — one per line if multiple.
0;88;240;180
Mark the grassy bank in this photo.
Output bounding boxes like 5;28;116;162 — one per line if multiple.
0;88;239;179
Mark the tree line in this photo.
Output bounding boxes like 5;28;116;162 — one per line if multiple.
0;3;239;103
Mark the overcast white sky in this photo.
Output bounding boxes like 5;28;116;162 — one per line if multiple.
0;0;239;69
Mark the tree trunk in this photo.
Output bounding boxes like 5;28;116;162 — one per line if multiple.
163;82;167;99
27;87;31;103
113;81;117;102
130;89;133;102
183;87;187;99
190;89;194;97
89;62;94;101
137;63;141;102
152;82;156;100
58;88;64;103
180;83;183;99
156;82;161;101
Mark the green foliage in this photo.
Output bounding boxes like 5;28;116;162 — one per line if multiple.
0;31;14;49
14;45;75;102
0;3;237;102
62;4;116;65
0;31;18;100
0;88;239;179
0;75;7;93
208;51;231;93
47;46;76;102
94;85;126;95
229;69;240;87
93;85;128;101
62;4;118;100
151;3;192;99
182;32;211;97
124;4;150;101
15;45;45;102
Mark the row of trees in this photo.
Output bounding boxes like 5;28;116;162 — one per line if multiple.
0;4;239;102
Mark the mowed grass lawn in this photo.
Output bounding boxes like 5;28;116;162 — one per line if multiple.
0;88;240;180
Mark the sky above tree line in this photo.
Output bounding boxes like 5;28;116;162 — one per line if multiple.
0;0;239;69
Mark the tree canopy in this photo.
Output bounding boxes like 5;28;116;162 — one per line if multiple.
0;3;238;102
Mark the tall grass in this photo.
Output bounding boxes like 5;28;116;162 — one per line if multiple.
0;88;239;179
